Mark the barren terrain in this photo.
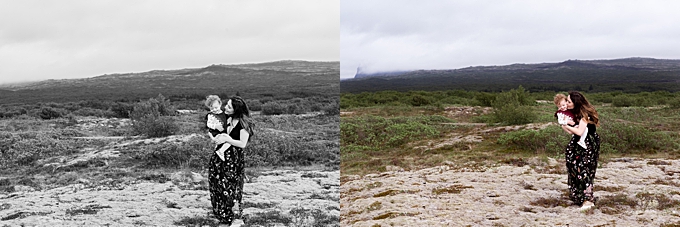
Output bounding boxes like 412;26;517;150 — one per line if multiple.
341;157;680;226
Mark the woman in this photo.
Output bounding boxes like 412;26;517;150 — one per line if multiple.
561;91;600;211
208;96;254;225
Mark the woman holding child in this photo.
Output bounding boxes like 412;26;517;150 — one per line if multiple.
559;91;601;211
204;95;254;226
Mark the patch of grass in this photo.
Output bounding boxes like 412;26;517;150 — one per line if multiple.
497;125;570;157
519;206;535;213
65;204;112;216
530;197;570;208
521;182;536;191
301;172;328;178
173;216;220;227
597;194;637;215
242;201;276;209
366;181;383;190
288;207;339;227
432;184;473;195
533;165;566;174
648;160;672;165
244;210;292;226
367;201;382;212
653;179;680;187
599;185;625;193
636;192;680;210
138;173;170;183
309;192;336;201
661;221;680;227
1;211;53;221
501;158;528;167
0;178;13;193
374;189;419;197
372;212;397;220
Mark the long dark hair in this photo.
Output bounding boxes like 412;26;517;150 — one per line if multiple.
568;91;599;126
229;96;254;140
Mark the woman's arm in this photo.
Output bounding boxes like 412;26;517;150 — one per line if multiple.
560;125;572;134
561;118;588;136
214;129;250;148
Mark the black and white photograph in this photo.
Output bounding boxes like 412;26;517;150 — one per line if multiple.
340;0;680;226
0;1;339;226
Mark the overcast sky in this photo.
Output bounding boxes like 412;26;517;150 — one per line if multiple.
0;0;339;84
341;0;680;79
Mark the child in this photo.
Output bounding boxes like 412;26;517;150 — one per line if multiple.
205;95;231;161
554;94;588;149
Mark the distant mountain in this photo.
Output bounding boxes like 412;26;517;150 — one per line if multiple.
342;57;680;93
0;60;339;104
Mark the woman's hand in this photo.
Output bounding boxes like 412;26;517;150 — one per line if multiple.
561;124;573;134
214;134;230;143
562;118;588;136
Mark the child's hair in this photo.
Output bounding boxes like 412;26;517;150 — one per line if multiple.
553;94;567;105
205;95;222;109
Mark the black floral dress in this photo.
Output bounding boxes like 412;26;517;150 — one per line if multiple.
208;120;245;224
565;122;600;205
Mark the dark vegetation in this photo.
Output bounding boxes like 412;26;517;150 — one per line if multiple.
341;87;680;175
341;58;680;93
0;92;339;171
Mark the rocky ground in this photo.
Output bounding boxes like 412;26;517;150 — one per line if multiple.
341;157;680;226
1;168;339;226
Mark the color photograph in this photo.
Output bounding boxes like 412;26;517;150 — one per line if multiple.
340;1;680;226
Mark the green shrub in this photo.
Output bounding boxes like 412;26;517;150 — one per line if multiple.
340;115;447;149
489;86;537;125
598;121;676;154
497;125;570;156
669;98;680;109
473;92;496;107
492;105;536;125
499;121;678;156
410;94;431;106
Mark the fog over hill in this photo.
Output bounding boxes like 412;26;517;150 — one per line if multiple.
341;57;680;93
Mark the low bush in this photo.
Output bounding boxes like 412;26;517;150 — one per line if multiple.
598;121;677;154
341;115;448;150
0;130;103;168
497;125;570;156
246;131;339;167
498;121;678;156
131;136;212;169
111;102;134;118
38;107;67;120
72;107;115;118
130;94;178;138
489;86;537;125
261;102;286;115
669;97;680;109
